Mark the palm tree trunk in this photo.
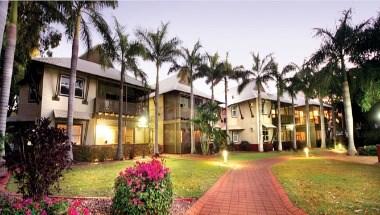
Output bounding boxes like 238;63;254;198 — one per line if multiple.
319;95;326;148
67;13;81;161
257;86;263;152
0;2;17;177
224;77;229;146
190;77;195;154
277;90;282;151
292;97;297;150
154;64;160;155
116;63;125;160
211;82;214;103
0;1;8;59
331;102;337;147
342;61;357;155
305;97;311;148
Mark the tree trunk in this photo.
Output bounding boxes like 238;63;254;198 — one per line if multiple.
211;82;214;103
342;61;357;155
154;64;160;155
0;1;8;59
319;95;326;148
0;2;16;177
331;102;337;147
224;77;229;146
67;13;81;161
292;97;297;150
257;86;263;152
277;89;282;151
190;75;195;154
116;63;125;160
305;97;311;148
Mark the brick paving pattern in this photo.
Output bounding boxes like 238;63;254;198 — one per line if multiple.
186;158;306;215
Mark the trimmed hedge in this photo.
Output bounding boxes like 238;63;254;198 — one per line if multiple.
358;145;378;156
73;144;159;162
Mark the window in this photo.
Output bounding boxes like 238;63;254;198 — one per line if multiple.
231;105;237;118
232;132;239;143
262;127;269;142
57;124;82;145
28;86;38;103
59;75;84;98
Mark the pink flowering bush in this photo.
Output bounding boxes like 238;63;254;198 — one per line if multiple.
0;196;90;215
111;159;173;215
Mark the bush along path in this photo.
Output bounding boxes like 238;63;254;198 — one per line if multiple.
186;157;306;215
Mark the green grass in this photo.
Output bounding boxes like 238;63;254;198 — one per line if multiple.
7;151;290;198
272;158;380;215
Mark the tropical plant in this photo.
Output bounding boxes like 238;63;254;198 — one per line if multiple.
217;53;244;146
234;52;275;152
169;41;202;154
0;1;17;177
5;118;71;200
194;52;224;102
309;9;369;155
192;101;220;155
285;74;301;150
271;62;297;151
59;1;117;160
136;22;181;155
102;18;146;160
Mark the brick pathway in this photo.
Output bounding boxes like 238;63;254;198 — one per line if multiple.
186;158;306;215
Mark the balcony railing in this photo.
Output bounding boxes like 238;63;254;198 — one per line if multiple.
94;98;142;116
272;115;293;125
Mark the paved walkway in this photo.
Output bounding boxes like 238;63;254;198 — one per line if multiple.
186;158;306;215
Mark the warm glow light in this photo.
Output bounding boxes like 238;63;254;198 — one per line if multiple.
96;124;114;144
138;115;148;128
304;147;309;158
222;150;228;163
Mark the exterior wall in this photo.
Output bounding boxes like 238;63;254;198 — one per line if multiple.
149;96;164;147
16;84;41;121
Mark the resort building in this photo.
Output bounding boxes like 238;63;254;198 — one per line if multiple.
7;57;151;159
217;80;331;150
149;75;213;154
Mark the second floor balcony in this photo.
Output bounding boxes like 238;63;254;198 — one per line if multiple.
272;115;293;125
94;97;145;116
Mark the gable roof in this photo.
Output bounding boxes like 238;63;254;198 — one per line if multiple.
32;57;146;88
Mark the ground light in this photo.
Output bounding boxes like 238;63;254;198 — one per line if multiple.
222;149;228;163
304;147;309;158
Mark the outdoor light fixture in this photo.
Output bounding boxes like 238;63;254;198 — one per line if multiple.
222;149;228;163
304;147;309;158
138;115;148;128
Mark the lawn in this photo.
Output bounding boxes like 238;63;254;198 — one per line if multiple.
8;151;292;198
272;158;380;215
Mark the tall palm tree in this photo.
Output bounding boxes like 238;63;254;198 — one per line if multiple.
195;52;223;103
309;9;368;155
103;19;146;160
60;1;117;160
169;41;202;154
0;1;18;159
0;1;8;58
217;53;244;145
235;52;275;152
295;64;315;148
136;22;181;155
285;74;301;150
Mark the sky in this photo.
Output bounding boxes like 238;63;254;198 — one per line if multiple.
51;0;380;98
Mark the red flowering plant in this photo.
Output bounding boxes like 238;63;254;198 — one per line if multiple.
111;159;173;215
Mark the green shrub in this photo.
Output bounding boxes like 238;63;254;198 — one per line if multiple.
358;145;378;156
111;159;173;215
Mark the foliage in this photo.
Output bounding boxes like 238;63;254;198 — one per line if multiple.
213;128;228;152
111;159;173;215
357;145;378;156
0;196;70;215
5;118;71;200
239;141;251;151
192;101;220;155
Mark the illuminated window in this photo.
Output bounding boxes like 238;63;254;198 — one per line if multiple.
57;124;82;145
263;127;269;142
59;75;85;98
231;105;237;118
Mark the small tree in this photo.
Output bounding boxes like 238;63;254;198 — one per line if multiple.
5;118;71;200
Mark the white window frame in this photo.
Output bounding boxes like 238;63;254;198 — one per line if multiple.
232;132;239;143
231;105;237;118
262;127;269;142
59;75;85;98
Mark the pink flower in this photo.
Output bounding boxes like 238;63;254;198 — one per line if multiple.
25;209;32;215
41;210;48;215
22;198;33;206
12;202;23;210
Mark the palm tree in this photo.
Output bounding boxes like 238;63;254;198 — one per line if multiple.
285;74;301;150
195;52;223;103
235;52;275;152
136;22;181;155
0;1;18;158
103;19;146;160
217;53;244;145
309;9;368;155
0;1;8;59
169;41;202;154
295;64;315;148
59;1;117;160
271;62;297;151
